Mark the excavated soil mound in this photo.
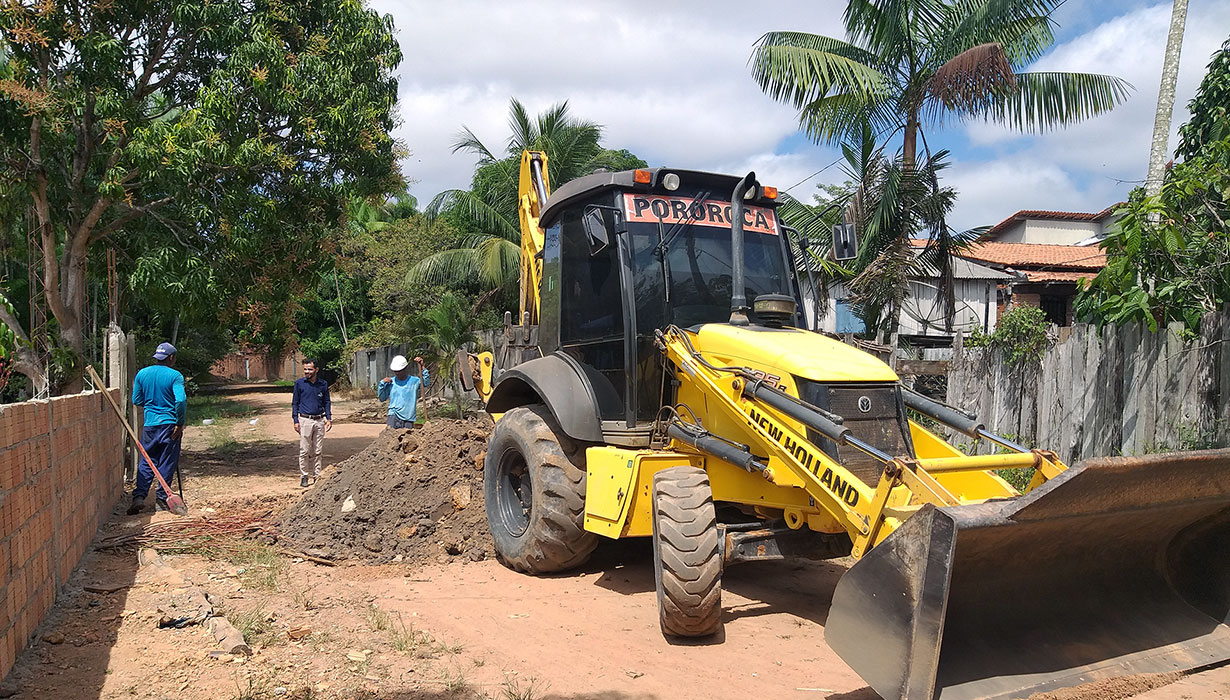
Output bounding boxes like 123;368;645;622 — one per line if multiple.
279;415;495;565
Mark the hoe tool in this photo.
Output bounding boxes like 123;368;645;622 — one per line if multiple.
826;449;1230;700
88;366;189;516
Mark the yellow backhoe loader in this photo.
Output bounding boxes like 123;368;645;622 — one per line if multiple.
463;151;1230;700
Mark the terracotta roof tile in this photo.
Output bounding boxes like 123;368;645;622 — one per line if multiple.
962;241;1107;269
985;204;1124;238
1022;270;1099;283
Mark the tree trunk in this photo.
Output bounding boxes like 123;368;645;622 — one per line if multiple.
903;115;919;171
334;270;349;345
1145;0;1189;199
57;249;89;394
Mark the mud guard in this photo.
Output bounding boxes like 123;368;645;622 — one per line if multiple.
826;449;1230;700
485;352;621;444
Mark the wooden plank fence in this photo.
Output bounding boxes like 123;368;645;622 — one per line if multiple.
946;307;1230;462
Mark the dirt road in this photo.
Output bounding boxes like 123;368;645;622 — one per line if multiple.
4;388;1226;700
355;554;873;700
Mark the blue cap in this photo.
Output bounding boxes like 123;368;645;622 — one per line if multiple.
153;342;177;360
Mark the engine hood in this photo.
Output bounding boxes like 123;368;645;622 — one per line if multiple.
691;324;898;384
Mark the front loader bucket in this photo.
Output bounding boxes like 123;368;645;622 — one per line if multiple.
826;449;1230;700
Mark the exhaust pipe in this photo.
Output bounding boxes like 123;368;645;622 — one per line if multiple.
729;172;756;326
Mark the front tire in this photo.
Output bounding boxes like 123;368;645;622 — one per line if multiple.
652;466;722;638
484;405;597;573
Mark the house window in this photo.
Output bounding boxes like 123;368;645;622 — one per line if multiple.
1040;294;1068;326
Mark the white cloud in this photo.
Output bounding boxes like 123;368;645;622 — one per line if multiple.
957;0;1230;222
368;0;846;203
368;0;1230;234
945;157;1119;231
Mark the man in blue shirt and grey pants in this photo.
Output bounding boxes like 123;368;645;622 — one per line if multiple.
127;342;187;514
292;358;332;488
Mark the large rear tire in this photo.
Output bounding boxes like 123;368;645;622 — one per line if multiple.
652;466;722;638
484;405;598;573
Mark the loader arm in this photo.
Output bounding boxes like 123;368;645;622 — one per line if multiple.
517;150;550;326
657;324;1067;555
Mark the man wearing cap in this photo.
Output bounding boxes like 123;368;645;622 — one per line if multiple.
378;355;429;429
291;357;332;488
127;342;187;514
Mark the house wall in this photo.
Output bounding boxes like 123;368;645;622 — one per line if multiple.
0;391;125;680
993;220;1101;245
811;279;999;336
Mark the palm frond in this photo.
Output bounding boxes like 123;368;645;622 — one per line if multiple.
507;97;536;156
990;71;1133;131
930;0;1058;65
923;42;1017;122
405;247;485;288
451;125;501;163
844;0;925;60
475;236;521;291
424;189;518;242
750;32;890;132
798;90;898;146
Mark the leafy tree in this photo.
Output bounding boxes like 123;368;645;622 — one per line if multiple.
1076;39;1230;332
0;0;403;393
0;290;24;395
412;293;479;419
1177;37;1230;161
750;0;1131;169
411;99;645;306
964;304;1049;365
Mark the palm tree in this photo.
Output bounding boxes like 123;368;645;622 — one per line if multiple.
1145;0;1189;198
412;293;480;419
408;99;606;300
751;0;1132;170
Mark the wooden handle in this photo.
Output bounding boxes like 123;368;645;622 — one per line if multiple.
86;365;177;497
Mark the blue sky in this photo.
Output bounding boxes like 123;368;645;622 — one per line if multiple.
371;1;1230;232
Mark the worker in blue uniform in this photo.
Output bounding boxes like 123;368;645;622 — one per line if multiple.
378;355;429;429
127;342;187;514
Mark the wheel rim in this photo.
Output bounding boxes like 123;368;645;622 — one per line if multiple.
496;448;532;537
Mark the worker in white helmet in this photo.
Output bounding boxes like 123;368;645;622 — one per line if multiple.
378;354;429;429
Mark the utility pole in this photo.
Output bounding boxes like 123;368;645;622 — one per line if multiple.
1145;0;1189;199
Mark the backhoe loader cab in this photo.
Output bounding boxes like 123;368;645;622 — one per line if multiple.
477;153;1230;700
529;168;807;426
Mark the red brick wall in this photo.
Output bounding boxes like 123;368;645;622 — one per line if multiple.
0;391;124;678
210;350;300;382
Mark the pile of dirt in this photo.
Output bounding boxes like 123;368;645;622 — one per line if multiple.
279;415;495;564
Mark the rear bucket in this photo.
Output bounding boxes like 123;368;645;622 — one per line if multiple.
826;449;1230;700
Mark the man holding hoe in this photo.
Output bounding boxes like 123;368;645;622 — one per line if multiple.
378;355;428;429
127;342;186;514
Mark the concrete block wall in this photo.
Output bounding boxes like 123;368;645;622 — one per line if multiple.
0;391;124;678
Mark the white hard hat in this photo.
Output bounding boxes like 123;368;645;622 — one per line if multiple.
390;355;409;371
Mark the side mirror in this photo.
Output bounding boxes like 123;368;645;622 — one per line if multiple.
582;207;610;256
833;223;858;261
582;205;625;256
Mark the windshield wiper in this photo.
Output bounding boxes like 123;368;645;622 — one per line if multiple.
653;190;711;259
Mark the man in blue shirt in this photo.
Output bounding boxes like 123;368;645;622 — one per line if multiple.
127;342;187;514
291;358;332;488
378;355;429;429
